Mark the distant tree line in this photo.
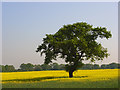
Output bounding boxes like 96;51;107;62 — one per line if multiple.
0;62;120;72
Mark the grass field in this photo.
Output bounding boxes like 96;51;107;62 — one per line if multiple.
1;69;119;88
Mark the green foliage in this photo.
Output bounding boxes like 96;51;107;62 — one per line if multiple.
5;65;16;72
34;65;42;71
1;62;119;72
1;65;16;72
36;22;112;77
0;65;2;72
101;64;107;69
40;64;52;70
93;64;100;69
108;63;118;69
81;64;94;70
20;63;34;71
59;64;65;70
50;63;60;70
101;63;119;69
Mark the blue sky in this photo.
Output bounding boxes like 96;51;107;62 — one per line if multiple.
2;2;118;68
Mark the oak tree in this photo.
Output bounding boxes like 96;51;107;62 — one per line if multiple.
36;22;112;77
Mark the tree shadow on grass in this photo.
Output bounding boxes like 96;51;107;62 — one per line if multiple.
2;76;88;82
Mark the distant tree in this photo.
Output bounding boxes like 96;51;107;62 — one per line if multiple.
20;63;26;71
93;64;100;69
59;64;65;70
41;64;52;70
101;64;107;69
4;65;15;72
2;65;6;72
108;63;118;69
1;62;119;72
81;64;94;69
36;22;112;77
20;63;34;71
50;63;60;70
0;65;2;72
27;63;34;71
34;65;42;71
16;69;23;72
106;64;111;69
118;63;120;69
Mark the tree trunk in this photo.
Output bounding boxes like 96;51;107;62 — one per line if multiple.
69;71;73;78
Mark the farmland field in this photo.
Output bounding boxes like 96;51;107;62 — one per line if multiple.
1;69;119;88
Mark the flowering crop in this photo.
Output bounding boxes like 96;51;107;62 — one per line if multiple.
1;69;119;83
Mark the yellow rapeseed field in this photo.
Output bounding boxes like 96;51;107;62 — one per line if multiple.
1;69;119;83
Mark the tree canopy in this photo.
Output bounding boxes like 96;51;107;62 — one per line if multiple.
36;22;112;77
20;63;34;71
